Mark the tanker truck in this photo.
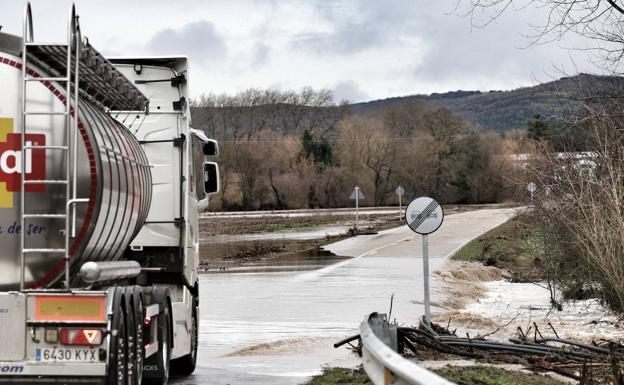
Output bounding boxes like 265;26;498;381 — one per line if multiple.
0;3;219;384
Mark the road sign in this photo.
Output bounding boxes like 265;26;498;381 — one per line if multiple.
405;197;444;235
404;196;444;327
351;186;364;230
350;186;364;200
527;182;537;204
396;186;405;221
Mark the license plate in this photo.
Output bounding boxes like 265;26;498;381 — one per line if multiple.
35;347;98;362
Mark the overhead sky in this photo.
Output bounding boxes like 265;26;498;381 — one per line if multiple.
0;0;601;103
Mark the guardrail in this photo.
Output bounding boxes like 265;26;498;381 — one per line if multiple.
360;313;456;385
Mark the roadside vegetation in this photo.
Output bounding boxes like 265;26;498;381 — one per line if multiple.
459;0;624;319
303;368;371;385
434;366;568;385
451;214;543;282
304;366;569;385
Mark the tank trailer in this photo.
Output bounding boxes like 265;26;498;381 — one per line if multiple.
0;3;219;384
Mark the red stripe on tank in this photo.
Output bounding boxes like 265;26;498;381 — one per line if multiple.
0;55;98;288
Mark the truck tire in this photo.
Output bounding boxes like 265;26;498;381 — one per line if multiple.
143;288;171;385
170;298;198;375
108;288;128;385
124;287;142;385
132;287;145;385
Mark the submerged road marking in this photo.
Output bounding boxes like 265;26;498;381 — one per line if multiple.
298;229;417;280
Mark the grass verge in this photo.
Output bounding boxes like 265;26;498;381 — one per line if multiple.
304;366;569;385
303;368;371;385
450;214;544;281
434;366;569;385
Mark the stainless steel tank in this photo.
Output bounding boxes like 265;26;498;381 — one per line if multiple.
0;35;152;290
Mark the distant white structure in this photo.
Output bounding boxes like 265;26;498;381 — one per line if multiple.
511;152;597;171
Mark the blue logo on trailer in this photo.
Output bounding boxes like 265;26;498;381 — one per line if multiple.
35;348;41;361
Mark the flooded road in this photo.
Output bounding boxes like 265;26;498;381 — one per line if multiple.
171;208;517;385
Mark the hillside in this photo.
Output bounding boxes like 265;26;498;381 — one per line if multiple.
351;73;624;132
190;73;624;138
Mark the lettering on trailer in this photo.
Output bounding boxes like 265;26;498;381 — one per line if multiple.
0;365;24;373
0;118;46;208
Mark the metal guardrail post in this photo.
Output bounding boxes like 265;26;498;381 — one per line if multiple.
360;313;456;385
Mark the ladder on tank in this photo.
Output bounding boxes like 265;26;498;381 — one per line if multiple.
19;3;84;290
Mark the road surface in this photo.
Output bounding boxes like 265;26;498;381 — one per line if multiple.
171;207;518;385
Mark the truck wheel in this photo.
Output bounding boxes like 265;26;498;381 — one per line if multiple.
108;289;128;385
171;301;198;375
132;287;144;385
143;289;171;385
124;287;143;385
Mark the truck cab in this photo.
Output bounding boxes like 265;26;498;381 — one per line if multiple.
111;56;219;372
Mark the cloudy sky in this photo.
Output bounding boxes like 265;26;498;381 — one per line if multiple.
1;0;600;102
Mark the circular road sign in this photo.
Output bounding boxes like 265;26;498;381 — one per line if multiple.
395;186;405;196
405;197;444;235
527;182;537;193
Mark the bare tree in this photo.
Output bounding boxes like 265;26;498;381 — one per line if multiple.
191;87;341;140
459;0;624;70
530;87;624;311
337;115;401;206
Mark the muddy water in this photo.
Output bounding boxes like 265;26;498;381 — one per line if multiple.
171;208;518;385
205;247;348;274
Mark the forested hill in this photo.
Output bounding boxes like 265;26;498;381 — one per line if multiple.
350;73;624;132
190;73;624;138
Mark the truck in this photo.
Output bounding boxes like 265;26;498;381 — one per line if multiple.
0;3;219;384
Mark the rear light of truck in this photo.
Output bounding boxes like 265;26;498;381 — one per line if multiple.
34;295;106;322
60;329;103;346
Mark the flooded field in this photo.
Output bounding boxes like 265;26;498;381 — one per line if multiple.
204;247;348;274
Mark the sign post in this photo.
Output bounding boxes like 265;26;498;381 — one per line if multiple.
350;186;364;231
405;197;444;326
395;186;405;221
527;182;537;204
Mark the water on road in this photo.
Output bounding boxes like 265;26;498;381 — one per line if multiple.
171;208;517;385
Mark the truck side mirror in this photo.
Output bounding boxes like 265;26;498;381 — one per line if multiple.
203;139;219;156
204;162;219;195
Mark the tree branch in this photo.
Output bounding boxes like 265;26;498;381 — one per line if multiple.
606;0;624;15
